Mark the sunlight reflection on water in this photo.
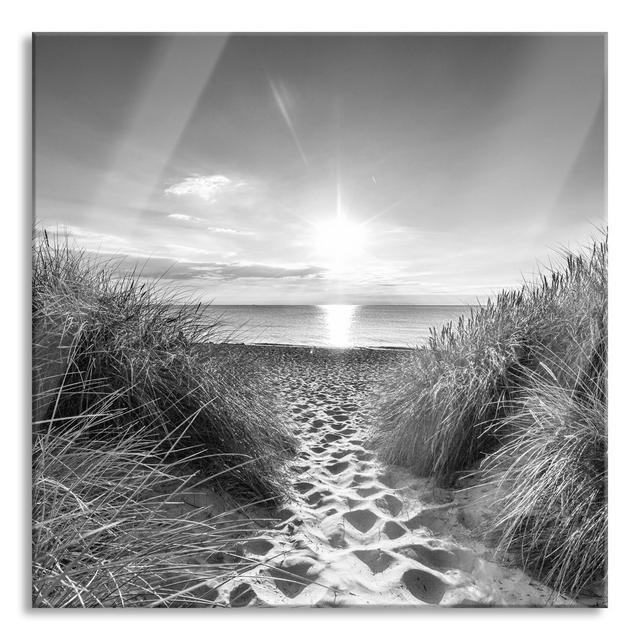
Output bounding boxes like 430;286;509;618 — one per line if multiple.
320;304;356;347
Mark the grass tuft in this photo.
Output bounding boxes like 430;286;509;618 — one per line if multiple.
371;234;607;596
33;233;296;500
481;366;607;596
33;404;258;607
32;232;297;606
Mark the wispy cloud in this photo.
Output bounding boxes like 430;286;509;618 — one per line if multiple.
92;251;326;282
41;225;131;253
207;227;253;235
165;244;211;256
164;174;244;201
219;263;324;279
167;213;205;223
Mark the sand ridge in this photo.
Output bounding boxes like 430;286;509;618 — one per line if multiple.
208;347;575;607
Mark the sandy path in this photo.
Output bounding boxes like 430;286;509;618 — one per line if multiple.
212;347;574;607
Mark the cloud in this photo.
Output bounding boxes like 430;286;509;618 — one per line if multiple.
40;225;131;253
168;213;205;223
164;174;243;201
218;263;325;279
111;255;207;280
84;251;326;283
165;243;211;256
207;226;253;235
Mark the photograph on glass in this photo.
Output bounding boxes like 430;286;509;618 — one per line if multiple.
32;33;607;608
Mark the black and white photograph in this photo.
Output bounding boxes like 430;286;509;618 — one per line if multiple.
32;32;607;608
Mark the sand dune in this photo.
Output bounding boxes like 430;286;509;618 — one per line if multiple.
207;347;575;607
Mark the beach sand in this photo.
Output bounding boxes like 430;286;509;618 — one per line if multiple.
200;345;578;607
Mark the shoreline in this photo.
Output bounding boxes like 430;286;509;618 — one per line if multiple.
200;341;416;353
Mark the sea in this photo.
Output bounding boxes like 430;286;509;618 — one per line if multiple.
195;305;477;349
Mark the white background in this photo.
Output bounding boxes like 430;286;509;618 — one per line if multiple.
3;1;638;638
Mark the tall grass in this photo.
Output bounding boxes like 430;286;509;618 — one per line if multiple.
33;401;258;607
32;233;297;606
371;236;607;596
33;233;296;498
482;367;607;596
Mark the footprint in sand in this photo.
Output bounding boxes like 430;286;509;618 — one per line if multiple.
395;544;460;571
306;489;332;506
356;486;382;498
375;494;404;517
353;549;395;574
242;538;275;555
343;509;379;534
326;461;350;475
351;473;373;485
229;583;258;607
404;509;448;534
270;559;318;598
346;496;366;510
402;569;448;604
383;520;408;540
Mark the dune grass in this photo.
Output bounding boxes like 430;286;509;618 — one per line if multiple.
32;233;297;606
482;368;606;597
33;404;260;607
371;236;607;597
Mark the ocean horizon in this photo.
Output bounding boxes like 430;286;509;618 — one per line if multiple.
194;304;478;349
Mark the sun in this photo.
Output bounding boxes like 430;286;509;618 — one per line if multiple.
312;212;366;267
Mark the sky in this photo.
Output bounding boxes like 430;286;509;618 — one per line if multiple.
34;34;606;304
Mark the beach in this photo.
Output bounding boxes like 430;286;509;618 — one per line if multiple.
32;237;607;607
203;345;581;607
